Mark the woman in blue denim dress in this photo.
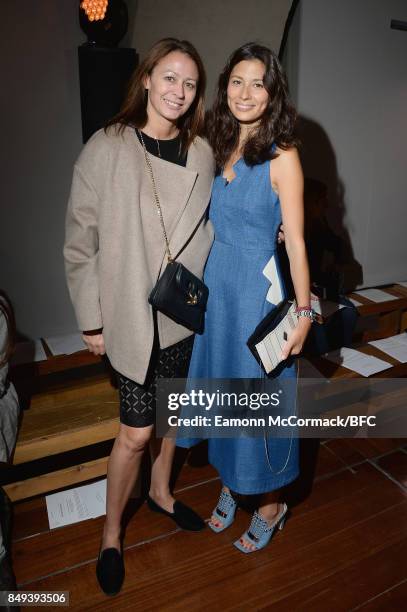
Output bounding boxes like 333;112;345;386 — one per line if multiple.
177;43;312;553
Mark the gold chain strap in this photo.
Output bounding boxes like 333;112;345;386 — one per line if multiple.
138;129;173;263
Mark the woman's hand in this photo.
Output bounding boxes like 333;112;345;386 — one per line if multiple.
82;333;106;355
281;318;311;361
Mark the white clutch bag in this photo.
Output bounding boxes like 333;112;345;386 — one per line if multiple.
247;300;298;374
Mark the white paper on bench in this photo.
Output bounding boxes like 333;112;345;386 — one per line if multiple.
323;347;392;377
369;333;407;363
46;479;107;529
44;332;86;356
395;281;407;287
353;288;398;303
254;309;297;374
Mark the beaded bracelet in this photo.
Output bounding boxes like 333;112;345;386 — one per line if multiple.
295;306;316;321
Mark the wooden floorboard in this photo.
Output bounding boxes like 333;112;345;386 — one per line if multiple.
313;443;348;477
322;438;378;465
266;538;407;611
12;441;407;611
374;449;407;488
353;579;407;611
13;496;49;540
19;499;407;611
14;480;221;584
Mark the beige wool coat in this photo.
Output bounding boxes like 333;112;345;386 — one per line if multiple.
64;126;215;384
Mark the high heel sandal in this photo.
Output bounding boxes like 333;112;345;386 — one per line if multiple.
233;503;288;553
208;489;238;533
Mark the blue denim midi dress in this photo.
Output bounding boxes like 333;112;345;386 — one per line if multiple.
177;155;299;494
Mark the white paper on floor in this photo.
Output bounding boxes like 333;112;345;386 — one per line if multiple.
323;347;392;377
369;333;407;363
46;479;107;529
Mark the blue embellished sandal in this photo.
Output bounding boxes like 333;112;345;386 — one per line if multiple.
233;503;288;553
208;489;238;533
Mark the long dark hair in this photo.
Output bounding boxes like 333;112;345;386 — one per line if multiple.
207;42;298;168
106;38;206;153
0;291;16;368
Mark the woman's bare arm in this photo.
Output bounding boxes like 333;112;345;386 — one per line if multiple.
271;147;311;359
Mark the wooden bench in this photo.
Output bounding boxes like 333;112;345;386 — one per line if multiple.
306;342;407;380
4;349;119;502
302;290;407;430
392;284;407;332
300;350;407;443
347;284;407;342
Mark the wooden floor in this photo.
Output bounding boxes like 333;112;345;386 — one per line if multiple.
12;438;407;611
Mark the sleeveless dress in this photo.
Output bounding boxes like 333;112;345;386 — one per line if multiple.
177;155;299;495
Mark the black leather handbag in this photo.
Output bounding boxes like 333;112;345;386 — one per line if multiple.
139;130;209;334
148;260;208;333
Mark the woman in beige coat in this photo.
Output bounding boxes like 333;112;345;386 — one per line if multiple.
64;38;214;596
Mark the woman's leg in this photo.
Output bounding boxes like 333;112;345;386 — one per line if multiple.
149;436;176;512
148;334;197;513
102;423;153;550
147;436;205;531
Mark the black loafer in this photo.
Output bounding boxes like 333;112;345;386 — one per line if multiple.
96;547;125;596
147;496;205;531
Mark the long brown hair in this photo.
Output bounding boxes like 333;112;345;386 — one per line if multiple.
0;291;16;367
207;42;298;169
106;38;206;153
